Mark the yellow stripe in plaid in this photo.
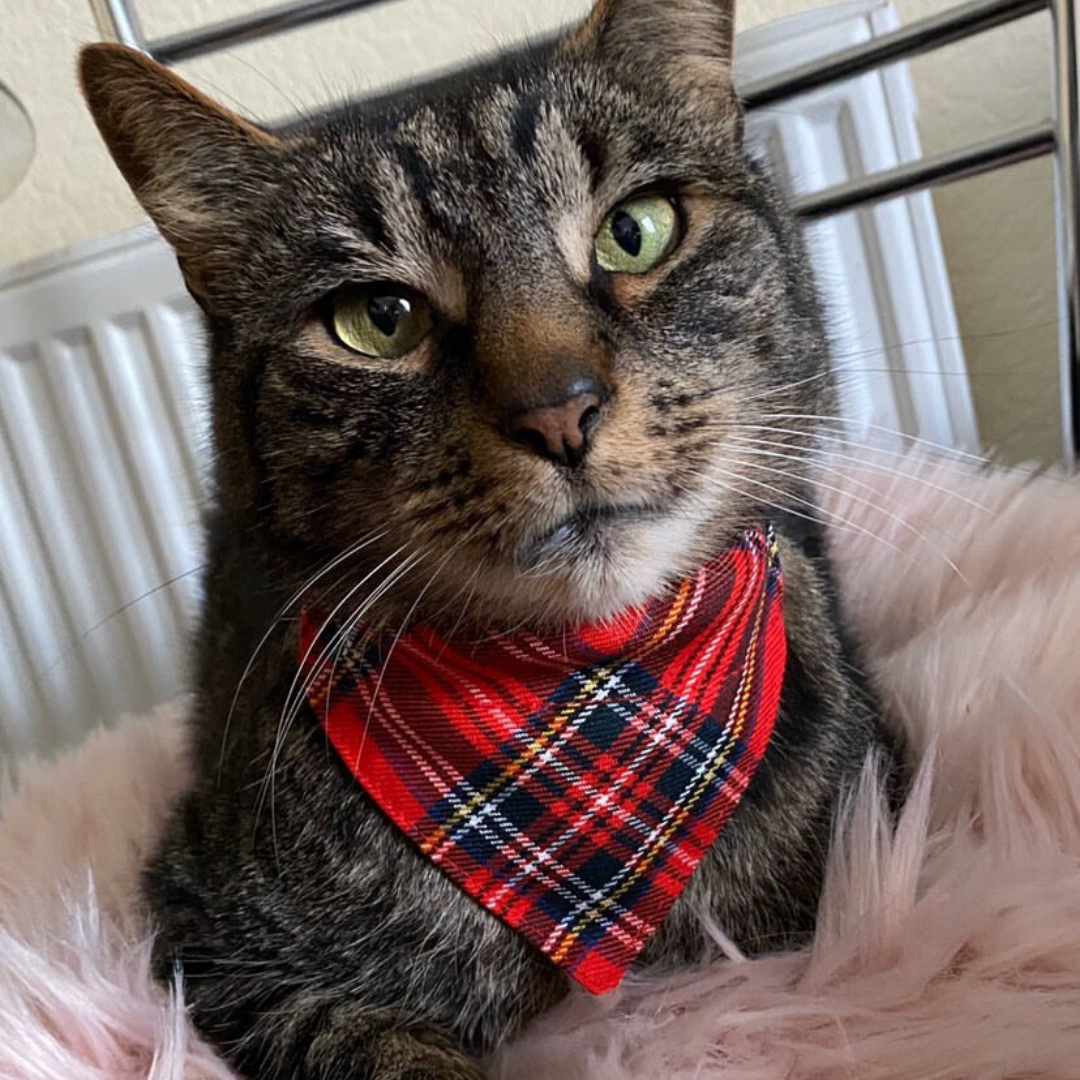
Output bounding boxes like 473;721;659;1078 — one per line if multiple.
642;577;691;651
549;571;771;965
312;588;690;860
418;662;619;856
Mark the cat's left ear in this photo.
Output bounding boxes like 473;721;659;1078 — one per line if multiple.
79;43;287;307
567;0;739;117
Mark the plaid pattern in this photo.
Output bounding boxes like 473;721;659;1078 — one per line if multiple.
301;527;785;995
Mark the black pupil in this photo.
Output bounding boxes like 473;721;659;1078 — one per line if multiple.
612;211;642;257
368;294;410;337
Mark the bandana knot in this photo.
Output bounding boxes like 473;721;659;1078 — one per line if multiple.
301;526;786;994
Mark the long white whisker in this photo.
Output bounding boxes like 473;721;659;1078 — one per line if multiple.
352;527;482;770
724;442;921;521
218;527;392;779
273;542;412;763
690;467;867;539
759;411;989;464
680;463;857;537
266;544;431;858
693;464;912;562
719;451;971;584
251;542;417;850
724;436;996;516
262;544;430;858
738;368;835;404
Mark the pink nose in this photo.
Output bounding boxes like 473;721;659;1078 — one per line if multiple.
510;391;604;468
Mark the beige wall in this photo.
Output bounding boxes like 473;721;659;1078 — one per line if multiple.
905;8;1059;464
0;0;1063;461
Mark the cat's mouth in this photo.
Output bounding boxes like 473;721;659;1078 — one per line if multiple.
520;500;665;565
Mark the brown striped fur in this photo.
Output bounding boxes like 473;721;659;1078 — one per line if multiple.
79;2;889;1076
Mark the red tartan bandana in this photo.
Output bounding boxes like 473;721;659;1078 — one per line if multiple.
300;527;785;994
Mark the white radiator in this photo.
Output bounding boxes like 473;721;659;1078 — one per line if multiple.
0;228;207;760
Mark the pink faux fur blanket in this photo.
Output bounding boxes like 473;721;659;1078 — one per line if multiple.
3;450;1080;1080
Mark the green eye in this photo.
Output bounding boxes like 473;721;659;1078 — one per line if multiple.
595;194;681;275
330;285;433;359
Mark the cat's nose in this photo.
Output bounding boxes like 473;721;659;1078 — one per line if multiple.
507;382;607;468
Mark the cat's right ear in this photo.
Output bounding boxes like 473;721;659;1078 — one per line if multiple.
566;0;739;124
79;44;286;306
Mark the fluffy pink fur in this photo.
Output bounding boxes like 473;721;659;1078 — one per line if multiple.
2;450;1079;1080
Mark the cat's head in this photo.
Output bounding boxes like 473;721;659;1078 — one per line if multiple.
80;0;828;629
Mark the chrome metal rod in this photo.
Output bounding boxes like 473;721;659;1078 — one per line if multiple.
87;0;144;49
149;0;393;65
793;122;1055;219
1050;0;1080;463
740;0;1046;109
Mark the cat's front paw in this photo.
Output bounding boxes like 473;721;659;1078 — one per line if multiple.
368;1031;486;1080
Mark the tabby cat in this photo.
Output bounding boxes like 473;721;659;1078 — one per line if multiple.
80;0;886;1076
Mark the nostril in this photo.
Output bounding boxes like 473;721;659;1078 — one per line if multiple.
505;385;610;467
579;404;602;439
512;426;552;460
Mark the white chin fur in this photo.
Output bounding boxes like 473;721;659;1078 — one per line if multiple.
468;511;712;628
563;514;705;620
